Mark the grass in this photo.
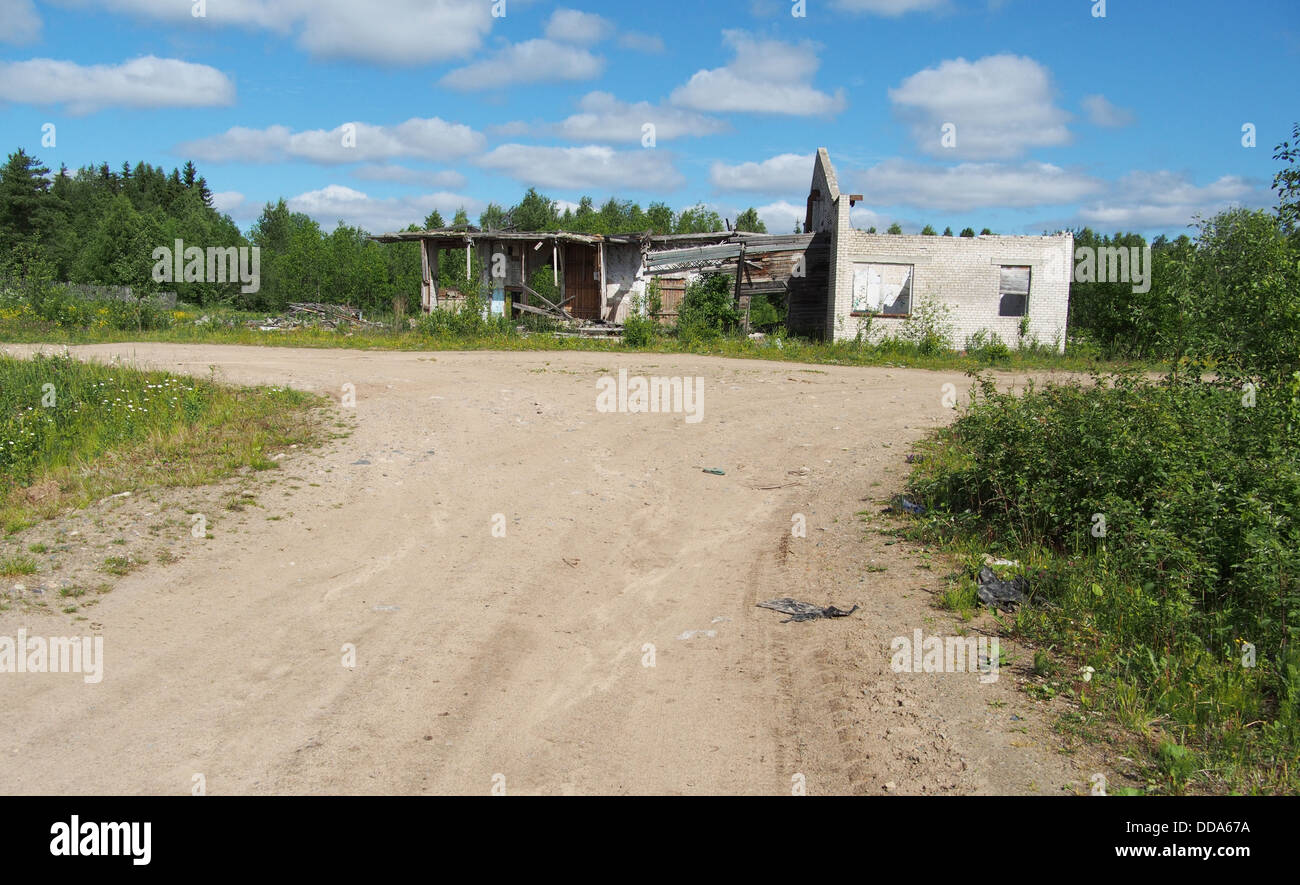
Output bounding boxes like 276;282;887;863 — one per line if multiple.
0;554;38;576
0;352;326;534
900;371;1300;795
0;301;1162;375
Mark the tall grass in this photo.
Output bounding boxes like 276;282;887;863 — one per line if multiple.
0;353;323;530
905;371;1300;793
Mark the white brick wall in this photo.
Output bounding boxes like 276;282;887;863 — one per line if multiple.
817;150;1072;352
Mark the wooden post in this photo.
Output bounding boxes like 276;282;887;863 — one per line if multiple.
419;239;431;311
430;244;439;310
735;243;749;333
598;241;606;321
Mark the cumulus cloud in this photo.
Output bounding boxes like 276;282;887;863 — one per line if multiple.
210;191;246;216
76;0;493;65
1072;170;1266;229
671;30;845;116
286;184;483;235
857;159;1102;211
545;8;614;45
710;153;814;194
177;118;484;165
0;0;42;44
440;39;604;90
1081;94;1136;128
476;144;685;191
889;54;1071;159
0;55;234;113
553;92;729;143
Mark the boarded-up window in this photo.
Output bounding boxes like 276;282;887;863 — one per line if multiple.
851;263;913;316
998;266;1031;316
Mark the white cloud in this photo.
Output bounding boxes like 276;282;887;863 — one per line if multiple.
287;184;483;235
210;191;245;216
1081;94;1135;128
476;144;685;191
848;205;895;231
831;0;948;14
440;39;604;91
545;8;614;45
888;54;1071;159
857;159;1102;211
1073;170;1265;229
77;0;493;65
754;200;807;234
0;56;234;113
177;118;484;165
351;164;467;190
670;30;845;116
618;32;665;53
0;0;42;44
555;92;729;143
711;153;814;193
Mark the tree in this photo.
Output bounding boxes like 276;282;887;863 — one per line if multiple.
512;188;558;231
479;203;507;231
734;207;767;233
423;209;445;230
942;226;953;236
960;227;976;237
646;202;674;235
0;149;60;253
675;203;724;234
921;224;937;236
887;222;903;234
980;228;994;236
452;207;470;228
1273;121;1300;235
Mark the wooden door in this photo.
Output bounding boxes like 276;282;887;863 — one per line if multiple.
564;244;601;320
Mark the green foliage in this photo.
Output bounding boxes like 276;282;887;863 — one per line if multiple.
906;370;1300;791
920;224;937;236
677;273;739;340
887;222;903;235
746;293;786;330
734;207;767;233
899;297;954;355
621;292;657;347
965;329;1011;364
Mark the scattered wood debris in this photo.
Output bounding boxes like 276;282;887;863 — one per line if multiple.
250;303;383;331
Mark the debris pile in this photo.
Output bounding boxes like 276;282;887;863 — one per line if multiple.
251;302;383;331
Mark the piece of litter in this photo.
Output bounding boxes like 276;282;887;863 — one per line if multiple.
702;468;726;476
982;553;1020;568
757;598;860;623
372;605;400;612
976;566;1028;611
882;495;925;516
677;629;717;641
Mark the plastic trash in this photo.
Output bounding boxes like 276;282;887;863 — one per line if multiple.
757;598;860;623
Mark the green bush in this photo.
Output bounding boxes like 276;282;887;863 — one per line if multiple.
907;369;1300;789
965;329;1011;364
677;273;739;341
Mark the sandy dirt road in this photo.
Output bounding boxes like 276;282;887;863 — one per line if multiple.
0;343;1102;795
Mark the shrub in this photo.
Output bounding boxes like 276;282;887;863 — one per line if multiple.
677;273;739;341
965;329;1011;364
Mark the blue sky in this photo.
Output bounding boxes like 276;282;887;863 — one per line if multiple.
1;0;1295;237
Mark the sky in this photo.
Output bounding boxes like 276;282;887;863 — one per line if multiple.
0;0;1295;237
